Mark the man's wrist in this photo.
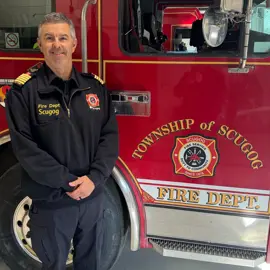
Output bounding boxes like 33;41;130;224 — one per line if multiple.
85;175;95;188
63;174;78;192
87;170;101;188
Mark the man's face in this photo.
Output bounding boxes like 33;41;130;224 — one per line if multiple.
38;23;77;70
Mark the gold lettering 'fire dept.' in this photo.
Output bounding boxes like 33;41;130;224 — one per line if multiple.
38;103;60;116
157;187;260;210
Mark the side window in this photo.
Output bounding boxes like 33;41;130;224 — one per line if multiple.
120;0;241;56
0;0;56;50
250;1;270;54
120;0;269;57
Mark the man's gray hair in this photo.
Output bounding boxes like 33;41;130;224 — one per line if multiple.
38;12;76;39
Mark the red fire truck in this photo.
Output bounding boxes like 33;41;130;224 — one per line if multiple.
1;0;270;269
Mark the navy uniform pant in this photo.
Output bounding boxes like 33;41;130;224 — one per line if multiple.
29;194;104;270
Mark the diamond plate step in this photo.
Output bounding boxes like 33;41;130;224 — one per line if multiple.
150;238;266;267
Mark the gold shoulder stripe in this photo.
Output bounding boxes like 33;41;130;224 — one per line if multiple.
93;74;105;85
14;73;32;86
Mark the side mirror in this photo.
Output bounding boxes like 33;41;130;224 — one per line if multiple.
202;0;245;47
202;8;228;47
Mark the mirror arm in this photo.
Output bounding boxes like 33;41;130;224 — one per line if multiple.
228;0;255;74
240;0;253;69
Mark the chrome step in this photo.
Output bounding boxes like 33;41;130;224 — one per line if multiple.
149;238;266;267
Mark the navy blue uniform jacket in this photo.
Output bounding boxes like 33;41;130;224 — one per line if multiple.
5;63;119;209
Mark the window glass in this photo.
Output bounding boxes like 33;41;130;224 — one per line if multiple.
0;0;55;50
120;0;269;57
250;0;270;54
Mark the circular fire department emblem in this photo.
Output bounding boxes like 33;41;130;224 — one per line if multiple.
86;94;100;109
172;134;219;179
0;85;11;107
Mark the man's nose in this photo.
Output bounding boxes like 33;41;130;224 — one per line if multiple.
52;39;61;49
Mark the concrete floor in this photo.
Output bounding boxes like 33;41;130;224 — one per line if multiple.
1;235;270;270
113;241;270;270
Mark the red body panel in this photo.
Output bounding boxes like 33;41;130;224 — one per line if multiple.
106;61;270;191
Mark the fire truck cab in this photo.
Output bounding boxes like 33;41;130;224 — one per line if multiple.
1;0;270;269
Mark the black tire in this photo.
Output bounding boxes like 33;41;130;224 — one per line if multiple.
0;143;17;176
0;163;127;270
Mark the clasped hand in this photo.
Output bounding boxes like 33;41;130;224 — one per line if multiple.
66;176;95;200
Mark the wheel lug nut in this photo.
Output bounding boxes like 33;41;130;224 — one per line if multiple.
17;221;22;227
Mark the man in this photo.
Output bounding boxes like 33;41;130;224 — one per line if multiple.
174;33;187;52
5;12;118;270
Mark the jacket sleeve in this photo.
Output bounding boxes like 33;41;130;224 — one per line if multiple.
5;87;77;192
88;86;119;188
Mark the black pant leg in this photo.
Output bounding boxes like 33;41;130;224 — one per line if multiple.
29;203;79;270
72;194;104;270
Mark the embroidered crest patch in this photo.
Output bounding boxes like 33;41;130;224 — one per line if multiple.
86;94;100;110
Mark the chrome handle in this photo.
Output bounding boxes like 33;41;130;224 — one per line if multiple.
81;0;97;73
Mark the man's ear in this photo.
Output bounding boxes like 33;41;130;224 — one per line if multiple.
72;38;78;53
37;38;43;52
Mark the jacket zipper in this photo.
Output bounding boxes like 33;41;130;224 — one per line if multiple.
63;87;91;118
63;99;70;118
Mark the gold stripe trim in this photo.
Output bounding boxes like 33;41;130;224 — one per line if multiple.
0;57;44;61
103;61;106;83
16;77;27;82
20;74;31;78
15;80;26;84
105;60;238;64
1;57;270;66
0;57;99;63
0;129;9;135
104;60;270;65
153;200;270;215
118;157;142;194
17;76;31;81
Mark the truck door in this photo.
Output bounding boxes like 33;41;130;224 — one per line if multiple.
103;0;270;256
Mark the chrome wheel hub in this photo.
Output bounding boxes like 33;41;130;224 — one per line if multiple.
12;196;73;265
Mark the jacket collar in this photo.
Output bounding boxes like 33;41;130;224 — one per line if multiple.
37;62;80;93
